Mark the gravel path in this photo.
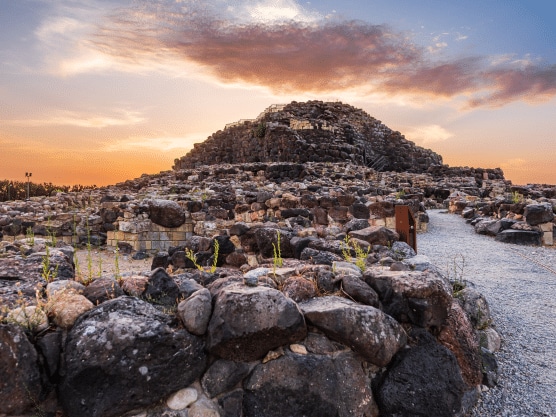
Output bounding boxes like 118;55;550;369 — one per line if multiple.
418;210;556;417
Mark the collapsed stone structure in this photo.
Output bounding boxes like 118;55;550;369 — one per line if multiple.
0;100;528;416
0;160;508;417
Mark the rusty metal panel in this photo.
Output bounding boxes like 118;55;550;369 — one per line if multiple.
395;205;417;252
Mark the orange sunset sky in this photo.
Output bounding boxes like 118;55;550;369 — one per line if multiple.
1;0;556;186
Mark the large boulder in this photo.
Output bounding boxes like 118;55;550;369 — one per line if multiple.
83;277;124;305
59;296;206;417
456;287;492;330
243;351;379;417
48;290;94;329
438;301;483;387
0;252;74;308
207;284;307;361
348;226;399;246
281;276;318;303
474;219;502;236
177;288;213;336
495;229;542;245
300;247;343;265
524;203;554;226
0;325;43;415
254;227;294;258
148;199;186;228
308;239;355;257
300;296;406;367
142;267;180;306
368;201;395;218
377;329;467;417
340;274;380;307
364;268;453;333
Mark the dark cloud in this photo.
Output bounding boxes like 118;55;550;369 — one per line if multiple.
91;2;556;107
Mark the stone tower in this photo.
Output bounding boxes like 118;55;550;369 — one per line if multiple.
173;100;443;173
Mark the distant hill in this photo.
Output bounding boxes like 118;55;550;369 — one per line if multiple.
173;100;443;173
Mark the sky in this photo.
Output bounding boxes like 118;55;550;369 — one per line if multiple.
1;0;555;186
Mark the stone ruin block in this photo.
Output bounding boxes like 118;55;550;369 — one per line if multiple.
370;218;386;227
385;216;396;229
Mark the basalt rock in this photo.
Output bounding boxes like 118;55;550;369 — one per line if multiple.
207;284;307;361
495;229;542;245
376;329;467;417
300;296;406;367
0;325;43;415
243;350;379;417
59;296;207;417
147;199;186;228
524;203;554;226
83;277;124;305
364;269;453;333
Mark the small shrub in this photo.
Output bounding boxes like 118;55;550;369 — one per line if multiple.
254;122;266;138
2;283;48;335
511;191;523;204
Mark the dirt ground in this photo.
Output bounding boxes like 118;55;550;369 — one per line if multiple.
74;247;152;279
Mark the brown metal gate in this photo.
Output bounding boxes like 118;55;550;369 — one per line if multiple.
395;205;417;252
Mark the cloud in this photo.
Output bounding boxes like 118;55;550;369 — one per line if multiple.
404;124;454;145
45;0;556;108
6;109;144;128
241;0;321;24
102;133;207;153
500;158;527;170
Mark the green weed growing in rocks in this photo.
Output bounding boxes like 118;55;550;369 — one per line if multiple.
272;230;283;276
114;239;121;283
254;122;266;138
25;226;35;246
71;213;83;281
210;239;219;273
46;217;57;247
185;239;220;273
73;250;81;281
446;253;466;294
185;248;204;272
395;189;406;200
2;282;49;335
97;252;103;278
511;191;523;204
341;235;371;272
41;245;58;283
